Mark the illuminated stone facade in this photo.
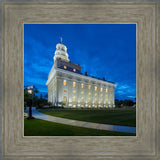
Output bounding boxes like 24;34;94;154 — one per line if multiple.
46;41;116;108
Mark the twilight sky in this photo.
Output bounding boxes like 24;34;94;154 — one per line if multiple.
24;24;136;101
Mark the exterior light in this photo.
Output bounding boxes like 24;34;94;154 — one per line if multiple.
28;89;32;94
27;86;34;120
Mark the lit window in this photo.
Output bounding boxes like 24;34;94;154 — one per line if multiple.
101;94;103;97
64;90;67;92
95;93;97;96
100;88;103;92
81;84;84;89
63;96;67;102
73;96;76;102
106;100;108;104
88;98;91;103
88;85;91;90
73;82;76;87
73;68;76;72
95;98;97;103
81;91;84;94
106;88;108;93
88;92;91;96
63;80;67;86
64;66;67;69
95;86;97;91
100;99;103;103
73;90;76;93
81;97;84;102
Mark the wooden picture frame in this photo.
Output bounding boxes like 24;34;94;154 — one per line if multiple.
1;1;159;159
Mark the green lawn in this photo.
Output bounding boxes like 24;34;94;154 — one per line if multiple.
39;108;136;127
24;119;136;136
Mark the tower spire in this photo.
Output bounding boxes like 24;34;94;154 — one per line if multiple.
60;37;62;44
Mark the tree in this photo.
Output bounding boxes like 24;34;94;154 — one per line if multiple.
115;99;120;108
115;99;134;108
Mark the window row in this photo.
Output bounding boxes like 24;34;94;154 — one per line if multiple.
63;96;110;104
63;80;110;93
68;90;112;98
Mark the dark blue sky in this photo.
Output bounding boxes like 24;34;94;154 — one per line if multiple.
24;24;136;101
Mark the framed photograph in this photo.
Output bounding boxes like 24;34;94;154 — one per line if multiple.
1;1;159;159
24;23;136;137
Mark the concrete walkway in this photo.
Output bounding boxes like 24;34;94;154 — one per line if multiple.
24;108;136;134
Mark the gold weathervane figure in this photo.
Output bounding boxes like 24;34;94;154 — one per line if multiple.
60;37;62;44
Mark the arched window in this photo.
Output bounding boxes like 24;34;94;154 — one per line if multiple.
100;88;103;92
88;98;91;103
63;96;67;102
95;86;97;91
81;97;84;102
73;82;76;87
81;83;84;89
73;96;76;102
88;85;91;90
63;80;67;86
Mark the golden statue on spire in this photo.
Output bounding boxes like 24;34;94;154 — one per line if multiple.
60;37;62;44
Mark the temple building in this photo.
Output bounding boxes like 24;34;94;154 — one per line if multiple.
46;38;117;108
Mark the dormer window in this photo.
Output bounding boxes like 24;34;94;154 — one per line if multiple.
64;66;67;69
73;68;76;72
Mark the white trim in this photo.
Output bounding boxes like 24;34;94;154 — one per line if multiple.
46;69;56;85
55;68;117;87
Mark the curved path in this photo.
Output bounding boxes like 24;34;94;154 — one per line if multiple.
25;108;136;134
